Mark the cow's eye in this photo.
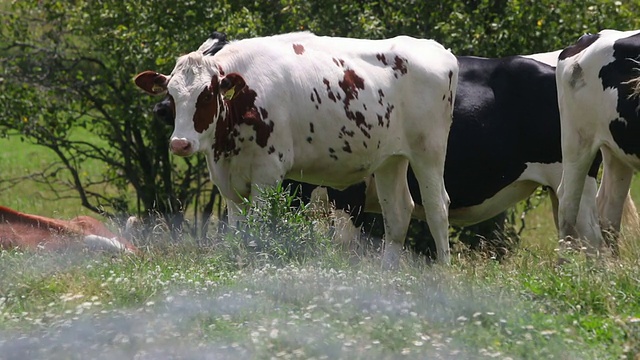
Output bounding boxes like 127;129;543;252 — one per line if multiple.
201;89;213;103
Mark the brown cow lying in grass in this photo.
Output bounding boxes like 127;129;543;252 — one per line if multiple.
0;205;138;254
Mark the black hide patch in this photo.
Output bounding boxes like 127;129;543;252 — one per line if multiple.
599;32;640;158
202;31;229;56
559;33;600;60
409;56;570;208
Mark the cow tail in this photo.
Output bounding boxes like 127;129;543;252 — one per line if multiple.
622;192;639;229
620;192;640;256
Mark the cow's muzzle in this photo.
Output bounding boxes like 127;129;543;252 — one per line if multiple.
169;138;194;156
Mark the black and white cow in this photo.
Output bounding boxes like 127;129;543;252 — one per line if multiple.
135;32;459;266
556;29;640;250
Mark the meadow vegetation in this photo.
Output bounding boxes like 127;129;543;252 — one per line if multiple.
0;188;638;359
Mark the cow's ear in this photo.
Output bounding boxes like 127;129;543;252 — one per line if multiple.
134;71;169;95
220;73;246;101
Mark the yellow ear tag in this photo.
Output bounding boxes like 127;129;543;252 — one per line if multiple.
223;86;236;100
151;84;164;93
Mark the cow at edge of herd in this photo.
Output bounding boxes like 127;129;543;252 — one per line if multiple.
3;28;640;269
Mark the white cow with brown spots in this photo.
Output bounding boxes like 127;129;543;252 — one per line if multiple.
135;32;458;267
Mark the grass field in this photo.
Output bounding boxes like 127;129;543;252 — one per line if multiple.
0;131;113;219
1;136;640;359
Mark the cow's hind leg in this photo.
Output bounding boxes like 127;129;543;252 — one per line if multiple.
558;138;602;250
597;148;634;250
374;157;414;269
410;158;451;265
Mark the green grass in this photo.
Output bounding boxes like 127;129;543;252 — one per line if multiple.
0;236;638;359
1;136;640;358
0;131;119;219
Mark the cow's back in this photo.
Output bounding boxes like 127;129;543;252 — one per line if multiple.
0;206;83;249
214;34;457;189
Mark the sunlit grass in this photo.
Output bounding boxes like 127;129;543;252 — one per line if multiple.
0;130;129;219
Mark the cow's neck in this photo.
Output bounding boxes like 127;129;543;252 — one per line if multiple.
212;87;274;162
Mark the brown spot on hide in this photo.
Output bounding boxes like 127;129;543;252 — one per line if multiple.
377;114;384;126
392;56;408;78
339;69;365;104
323;78;337;102
338;69;370;134
376;53;388;65
378;89;384;106
384;103;395;128
309;123;315;133
340;126;355;138
310;90;321;109
330;154;338;161
293;43;305;55
332;58;345;67
307;137;312;143
268;145;276;154
353;112;367;129
213;81;275;161
193;77;221;133
217;65;225;76
342;141;352;153
313;88;321;104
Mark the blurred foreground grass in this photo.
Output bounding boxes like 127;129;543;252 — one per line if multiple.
0;187;638;359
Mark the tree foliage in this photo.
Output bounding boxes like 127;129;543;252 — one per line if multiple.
1;0;640;237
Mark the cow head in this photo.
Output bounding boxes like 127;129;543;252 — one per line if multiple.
134;57;246;157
